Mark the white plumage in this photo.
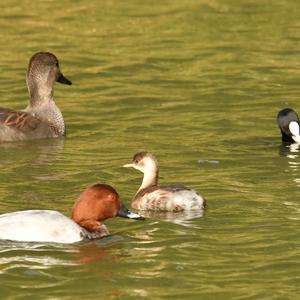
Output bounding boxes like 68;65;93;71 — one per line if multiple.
289;121;300;143
0;210;88;244
169;190;205;210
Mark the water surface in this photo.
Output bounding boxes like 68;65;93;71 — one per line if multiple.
0;0;300;299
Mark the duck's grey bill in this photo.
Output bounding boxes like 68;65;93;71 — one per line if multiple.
126;211;145;220
118;202;145;220
57;72;72;85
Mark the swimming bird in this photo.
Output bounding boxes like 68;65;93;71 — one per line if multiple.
0;184;144;244
0;52;72;142
277;108;300;143
123;152;206;211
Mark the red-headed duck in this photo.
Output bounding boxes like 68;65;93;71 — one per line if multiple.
0;52;72;142
0;184;144;244
123;152;206;211
277;108;300;143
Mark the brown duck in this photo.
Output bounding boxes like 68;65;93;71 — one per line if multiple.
0;52;72;142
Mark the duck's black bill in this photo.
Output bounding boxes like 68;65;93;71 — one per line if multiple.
118;202;145;220
57;72;72;85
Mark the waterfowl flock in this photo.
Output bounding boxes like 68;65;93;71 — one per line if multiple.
0;52;296;243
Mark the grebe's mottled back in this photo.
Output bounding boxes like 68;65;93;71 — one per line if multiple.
123;152;206;211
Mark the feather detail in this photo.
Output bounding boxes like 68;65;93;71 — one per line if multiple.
133;186;205;211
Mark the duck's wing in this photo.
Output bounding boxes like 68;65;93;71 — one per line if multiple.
0;108;52;141
0;108;41;132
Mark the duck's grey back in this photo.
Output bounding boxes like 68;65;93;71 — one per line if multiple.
0;210;89;243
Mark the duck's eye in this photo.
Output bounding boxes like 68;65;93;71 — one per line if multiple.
134;159;139;164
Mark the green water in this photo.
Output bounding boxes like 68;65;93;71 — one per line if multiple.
0;0;300;299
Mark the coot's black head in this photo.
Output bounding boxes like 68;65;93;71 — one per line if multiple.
277;108;300;143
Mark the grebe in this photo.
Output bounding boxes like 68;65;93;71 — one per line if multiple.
123;152;206;211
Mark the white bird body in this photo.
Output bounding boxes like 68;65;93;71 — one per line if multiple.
0;210;89;244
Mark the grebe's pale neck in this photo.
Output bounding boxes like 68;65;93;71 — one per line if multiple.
123;152;159;193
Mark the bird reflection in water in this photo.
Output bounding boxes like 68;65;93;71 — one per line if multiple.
137;209;204;227
279;142;300;186
71;236;127;265
0;138;65;210
0;138;65;167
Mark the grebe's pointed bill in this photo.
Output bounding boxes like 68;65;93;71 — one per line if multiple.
123;163;134;168
117;202;145;220
289;121;300;143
